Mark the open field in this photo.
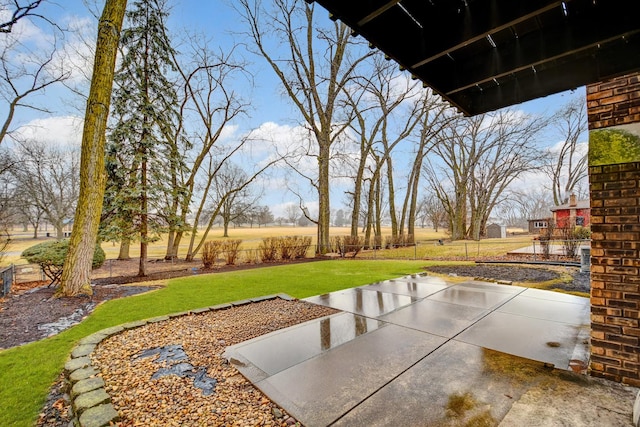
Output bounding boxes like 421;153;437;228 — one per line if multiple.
2;226;451;266
2;226;535;271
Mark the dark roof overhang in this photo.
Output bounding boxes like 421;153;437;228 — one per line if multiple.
310;0;640;116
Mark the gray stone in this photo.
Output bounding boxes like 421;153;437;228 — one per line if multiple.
74;388;110;414
169;311;190;318
72;377;105;398
231;299;252;307
71;344;96;358
209;303;232;311
97;325;124;336
69;367;98;383
122;320;147;329
37;305;96;337
78;403;120;427
65;356;91;373
277;293;294;301
78;333;107;346
146;315;170;323
191;307;210;314
250;295;276;303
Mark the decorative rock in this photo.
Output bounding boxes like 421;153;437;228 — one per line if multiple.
65;356;92;373
72;344;96;358
69;366;99;383
78;403;120;427
272;407;284;418
72;377;105;398
74;388;110;414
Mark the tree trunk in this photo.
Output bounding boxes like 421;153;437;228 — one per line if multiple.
451;190;467;240
167;230;182;260
317;142;331;254
118;239;130;260
138;158;148;277
385;156;398;238
165;230;175;260
58;0;127;297
56;224;64;239
374;173;382;245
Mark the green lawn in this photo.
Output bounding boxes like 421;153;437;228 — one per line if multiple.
0;259;444;426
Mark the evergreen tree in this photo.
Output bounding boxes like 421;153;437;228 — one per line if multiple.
103;0;180;276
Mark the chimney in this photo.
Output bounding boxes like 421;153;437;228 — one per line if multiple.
569;193;577;207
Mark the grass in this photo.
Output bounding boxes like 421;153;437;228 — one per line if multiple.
0;259;434;427
358;236;533;260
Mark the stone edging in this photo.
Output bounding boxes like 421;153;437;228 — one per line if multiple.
63;293;294;427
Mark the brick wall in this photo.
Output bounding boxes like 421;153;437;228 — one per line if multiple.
588;72;640;386
587;73;640;130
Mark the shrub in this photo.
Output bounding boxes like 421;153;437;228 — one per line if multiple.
258;237;279;262
201;240;223;268
258;236;312;262
574;226;591;240
330;235;364;258
342;235;364;258
221;239;242;265
22;239;105;285
291;236;312;259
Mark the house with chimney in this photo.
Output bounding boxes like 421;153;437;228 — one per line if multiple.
550;194;590;229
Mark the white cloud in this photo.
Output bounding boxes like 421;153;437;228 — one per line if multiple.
12;116;83;147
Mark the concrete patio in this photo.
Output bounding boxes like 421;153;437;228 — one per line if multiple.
225;274;638;426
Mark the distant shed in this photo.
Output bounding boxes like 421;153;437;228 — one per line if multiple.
486;224;507;239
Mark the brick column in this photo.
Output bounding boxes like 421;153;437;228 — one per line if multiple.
587;72;640;386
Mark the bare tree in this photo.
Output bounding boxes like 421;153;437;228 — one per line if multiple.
162;35;250;260
0;1;52;33
0;146;14;260
398;90;453;239
213;163;261;237
543;96;588;205
184;150;277;261
235;0;372;254
0;1;70;145
424;110;543;240
342;55;423;245
11;139;79;238
420;193;448;232
285;204;299;226
496;189;553;228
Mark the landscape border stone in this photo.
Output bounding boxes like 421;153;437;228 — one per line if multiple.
63;294;295;427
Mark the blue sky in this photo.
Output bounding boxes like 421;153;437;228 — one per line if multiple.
0;1;588;220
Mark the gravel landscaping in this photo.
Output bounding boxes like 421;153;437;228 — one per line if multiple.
87;299;337;426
